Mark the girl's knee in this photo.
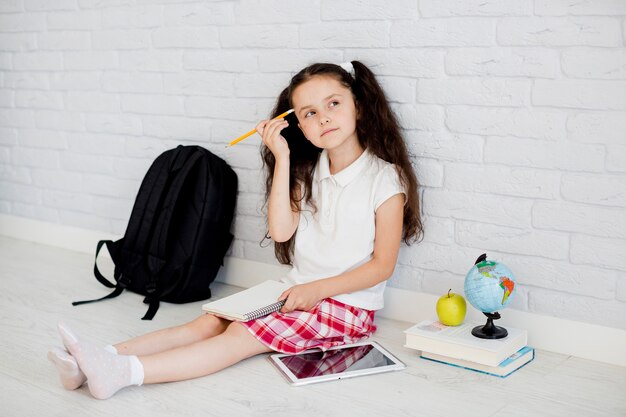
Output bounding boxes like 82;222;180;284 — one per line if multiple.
224;321;246;336
224;322;272;355
185;314;229;338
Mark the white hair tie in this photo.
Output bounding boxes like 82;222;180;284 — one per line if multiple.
339;61;355;78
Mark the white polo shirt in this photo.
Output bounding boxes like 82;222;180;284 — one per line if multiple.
286;148;405;311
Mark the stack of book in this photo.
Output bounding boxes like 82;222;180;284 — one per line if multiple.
404;319;534;378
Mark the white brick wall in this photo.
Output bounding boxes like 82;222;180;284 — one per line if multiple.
1;0;625;330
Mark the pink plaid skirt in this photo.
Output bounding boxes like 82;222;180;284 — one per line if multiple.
239;298;376;354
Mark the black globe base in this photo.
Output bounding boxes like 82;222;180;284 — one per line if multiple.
472;312;508;339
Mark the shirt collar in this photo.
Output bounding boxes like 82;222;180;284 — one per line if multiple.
317;148;371;187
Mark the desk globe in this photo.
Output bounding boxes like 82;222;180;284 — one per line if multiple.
463;254;517;339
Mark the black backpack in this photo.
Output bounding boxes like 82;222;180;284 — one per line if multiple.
73;145;238;320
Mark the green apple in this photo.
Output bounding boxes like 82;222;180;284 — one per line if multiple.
436;289;467;326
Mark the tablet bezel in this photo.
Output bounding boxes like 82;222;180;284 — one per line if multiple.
268;340;406;386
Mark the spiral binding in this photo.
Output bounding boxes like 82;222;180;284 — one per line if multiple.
245;300;286;321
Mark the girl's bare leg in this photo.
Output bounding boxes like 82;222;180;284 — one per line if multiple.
141;322;272;384
114;314;231;356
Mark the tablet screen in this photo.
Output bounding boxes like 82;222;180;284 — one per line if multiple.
270;341;405;385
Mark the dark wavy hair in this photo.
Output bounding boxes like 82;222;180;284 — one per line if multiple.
262;61;423;264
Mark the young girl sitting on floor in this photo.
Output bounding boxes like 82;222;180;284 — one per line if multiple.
48;60;423;399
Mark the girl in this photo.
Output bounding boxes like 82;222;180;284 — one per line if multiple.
48;60;423;400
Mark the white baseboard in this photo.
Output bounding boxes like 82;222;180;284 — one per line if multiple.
0;213;119;256
2;213;625;367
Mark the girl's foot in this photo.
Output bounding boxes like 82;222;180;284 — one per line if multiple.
57;322;144;400
47;346;86;390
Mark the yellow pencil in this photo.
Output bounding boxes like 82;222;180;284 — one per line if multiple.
227;109;294;147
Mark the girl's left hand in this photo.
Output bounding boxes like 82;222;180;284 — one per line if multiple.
256;118;290;161
279;282;324;313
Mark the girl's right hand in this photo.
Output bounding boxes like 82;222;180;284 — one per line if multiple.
256;118;290;161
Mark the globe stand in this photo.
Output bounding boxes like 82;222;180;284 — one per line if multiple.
472;312;508;339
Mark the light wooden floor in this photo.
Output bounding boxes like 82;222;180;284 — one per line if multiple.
1;236;625;417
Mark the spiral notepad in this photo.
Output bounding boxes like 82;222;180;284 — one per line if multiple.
201;280;291;322
243;299;286;321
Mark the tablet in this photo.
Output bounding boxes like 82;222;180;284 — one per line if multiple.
268;341;406;386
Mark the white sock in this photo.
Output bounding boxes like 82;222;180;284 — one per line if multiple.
58;323;144;400
128;355;144;386
104;345;118;355
47;346;86;390
47;343;118;390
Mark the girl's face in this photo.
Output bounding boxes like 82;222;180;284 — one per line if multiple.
291;75;359;152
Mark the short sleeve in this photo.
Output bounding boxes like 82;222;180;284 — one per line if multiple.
374;164;406;211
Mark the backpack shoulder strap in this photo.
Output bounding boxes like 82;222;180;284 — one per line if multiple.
141;299;160;321
72;287;124;306
73;240;124;306
92;240;117;288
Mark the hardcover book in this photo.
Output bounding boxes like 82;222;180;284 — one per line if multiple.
421;346;535;378
404;319;527;367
